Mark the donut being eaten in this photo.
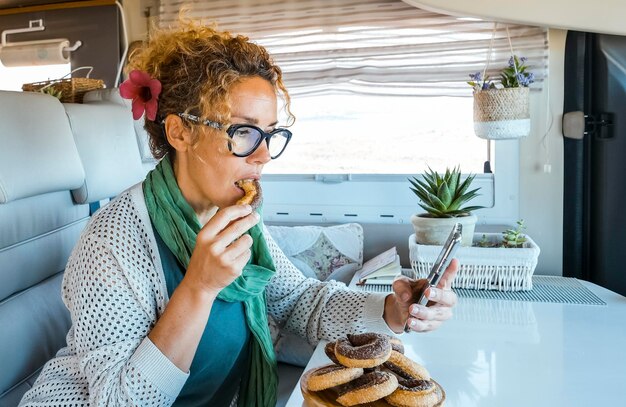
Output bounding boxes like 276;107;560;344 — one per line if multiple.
235;179;262;209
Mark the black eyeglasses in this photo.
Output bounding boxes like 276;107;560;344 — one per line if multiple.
176;113;292;159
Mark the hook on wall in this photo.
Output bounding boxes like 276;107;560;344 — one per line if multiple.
1;19;45;46
63;40;82;53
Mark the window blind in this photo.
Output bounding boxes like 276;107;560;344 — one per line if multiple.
158;0;548;97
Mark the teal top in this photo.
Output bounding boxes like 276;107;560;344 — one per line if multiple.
153;226;251;407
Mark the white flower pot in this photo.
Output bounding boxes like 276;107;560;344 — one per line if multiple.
410;213;477;247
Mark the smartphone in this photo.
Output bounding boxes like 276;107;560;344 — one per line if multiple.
417;223;462;306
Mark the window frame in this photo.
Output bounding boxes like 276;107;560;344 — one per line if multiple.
261;139;519;225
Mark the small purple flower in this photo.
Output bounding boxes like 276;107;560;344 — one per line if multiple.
482;81;491;90
469;71;482;82
520;56;528;64
516;72;535;87
508;56;515;68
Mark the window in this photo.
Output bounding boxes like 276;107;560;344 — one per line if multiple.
271;94;483;174
0;63;71;92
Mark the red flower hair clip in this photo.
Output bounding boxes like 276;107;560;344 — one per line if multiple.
119;70;162;121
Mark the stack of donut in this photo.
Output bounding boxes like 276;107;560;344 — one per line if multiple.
304;332;443;407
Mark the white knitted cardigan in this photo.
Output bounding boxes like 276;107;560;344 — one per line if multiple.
19;184;393;406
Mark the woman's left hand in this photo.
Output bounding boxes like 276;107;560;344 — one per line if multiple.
383;259;459;334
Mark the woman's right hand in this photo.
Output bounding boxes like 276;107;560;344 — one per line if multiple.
183;204;259;296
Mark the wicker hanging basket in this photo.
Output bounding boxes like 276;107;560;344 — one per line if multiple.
473;87;530;140
22;66;104;103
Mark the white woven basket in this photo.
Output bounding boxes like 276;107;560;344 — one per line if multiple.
409;233;540;291
473;87;530;140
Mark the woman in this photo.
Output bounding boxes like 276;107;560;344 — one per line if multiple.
20;19;458;407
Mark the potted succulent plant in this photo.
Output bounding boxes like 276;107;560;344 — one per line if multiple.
409;166;484;246
477;219;529;248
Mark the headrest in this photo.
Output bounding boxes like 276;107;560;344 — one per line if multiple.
63;103;145;204
82;87;126;105
83;88;156;163
0;91;85;204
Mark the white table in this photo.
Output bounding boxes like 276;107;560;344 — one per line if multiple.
285;278;626;406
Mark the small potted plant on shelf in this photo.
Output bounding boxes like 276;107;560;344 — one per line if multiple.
476;219;529;248
470;55;535;140
410;219;541;292
409;166;484;246
501;219;528;248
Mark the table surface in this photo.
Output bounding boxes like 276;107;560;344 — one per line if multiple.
285;277;626;407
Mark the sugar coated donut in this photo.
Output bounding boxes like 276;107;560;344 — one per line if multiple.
306;364;364;392
324;341;341;365
236;179;262;209
336;371;399;406
385;378;441;407
335;333;392;368
383;350;430;380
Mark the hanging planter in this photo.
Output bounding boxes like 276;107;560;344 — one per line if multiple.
473;87;530;140
469;24;535;140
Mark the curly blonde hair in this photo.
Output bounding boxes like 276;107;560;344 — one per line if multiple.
126;18;294;159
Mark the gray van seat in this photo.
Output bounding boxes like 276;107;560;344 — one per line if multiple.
63;102;145;205
0;89;305;406
0;91;88;406
83;88;158;173
0;90;150;406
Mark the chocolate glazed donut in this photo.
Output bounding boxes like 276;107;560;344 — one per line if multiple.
324;341;341;365
383;350;431;381
326;336;397;366
335;371;399;406
385;378;441;407
386;334;405;354
334;333;392;368
305;364;364;392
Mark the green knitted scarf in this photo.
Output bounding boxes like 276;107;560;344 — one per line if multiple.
143;155;278;407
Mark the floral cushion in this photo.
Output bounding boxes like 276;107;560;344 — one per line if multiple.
266;223;363;284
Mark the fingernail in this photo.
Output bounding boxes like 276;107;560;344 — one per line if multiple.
410;305;420;316
253;212;260;220
245;204;252;211
428;288;437;300
401;293;410;302
410;320;417;328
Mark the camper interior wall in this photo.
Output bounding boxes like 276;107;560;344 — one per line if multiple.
118;2;567;276
520;29;566;277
